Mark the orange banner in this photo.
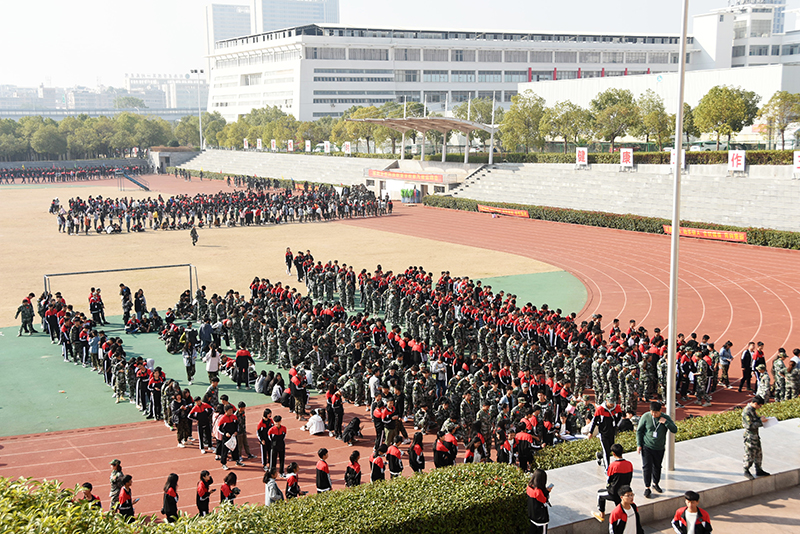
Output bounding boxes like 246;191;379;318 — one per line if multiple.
662;225;747;243
478;204;530;218
368;169;443;183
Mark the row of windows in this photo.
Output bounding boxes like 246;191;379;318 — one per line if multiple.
215;50;301;69
734;44;783;58
305;69;657;84
302;47;677;64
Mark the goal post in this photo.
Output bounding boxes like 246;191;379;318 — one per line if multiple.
44;264;198;302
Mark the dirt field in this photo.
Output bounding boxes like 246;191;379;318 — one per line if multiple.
0;176;558;327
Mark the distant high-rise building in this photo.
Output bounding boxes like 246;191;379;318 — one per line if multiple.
250;0;338;34
729;0;787;33
205;4;252;62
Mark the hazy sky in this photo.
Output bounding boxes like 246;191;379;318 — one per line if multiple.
0;0;793;88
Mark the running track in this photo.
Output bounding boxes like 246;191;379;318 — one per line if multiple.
3;201;799;518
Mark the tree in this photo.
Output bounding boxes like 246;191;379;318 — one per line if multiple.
682;103;700;145
539;100;592;153
693;85;747;150
114;96;146;109
590;88;639;152
134;117;172;149
31;124;67;159
757;90;800;150
201;111;226;148
633;90;672;150
174;116;201;147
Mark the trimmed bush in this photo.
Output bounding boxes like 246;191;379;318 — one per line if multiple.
423;196;800;250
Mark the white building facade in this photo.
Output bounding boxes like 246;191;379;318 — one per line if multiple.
250;0;339;34
207;24;687;122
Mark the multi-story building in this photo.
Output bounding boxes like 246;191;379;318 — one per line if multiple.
207;24;686;122
205;4;252;72
250;0;338;34
124;74;208;110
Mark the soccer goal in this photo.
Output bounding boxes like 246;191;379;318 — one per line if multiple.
43;264;199;311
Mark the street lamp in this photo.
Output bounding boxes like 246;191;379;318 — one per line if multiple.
189;69;204;150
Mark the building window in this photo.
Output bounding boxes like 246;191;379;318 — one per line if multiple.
423;49;449;62
732;45;746;58
559;70;579;80
423;70;448;82
478;91;497;100
305;47;346;60
529;51;552;63
719;14;724;22
478;50;502;62
504;70;528;82
451;49;476;62
734;21;747;40
349;48;389;61
579;51;601;63
504;90;517;102
749;45;769;56
395;70;419;82
451;70;475;82
451;91;473;103
750;19;771;38
504;50;528;62
477;70;501;82
530;71;554;81
649;52;669;64
395;91;421;102
395;48;420;61
602;51;624;63
425;91;447;103
626;51;647;63
241;73;261;86
772;45;781;56
554;51;577;63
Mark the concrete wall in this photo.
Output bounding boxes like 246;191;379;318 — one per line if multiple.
0;158;148;170
150;151;200;172
456;162;800;231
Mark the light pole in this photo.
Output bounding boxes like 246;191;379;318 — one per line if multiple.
189;69;204;150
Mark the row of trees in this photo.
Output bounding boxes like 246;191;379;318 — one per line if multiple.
2;86;798;162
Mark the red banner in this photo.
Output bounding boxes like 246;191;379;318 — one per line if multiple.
662;225;747;243
478;205;530;218
368;169;443;183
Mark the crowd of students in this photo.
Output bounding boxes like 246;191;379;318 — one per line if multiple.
51;183;389;235
3;163;147;184
21;247;790;529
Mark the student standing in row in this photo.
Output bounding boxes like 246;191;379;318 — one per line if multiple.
257;408;274;471
268;415;287;476
316;448;332;493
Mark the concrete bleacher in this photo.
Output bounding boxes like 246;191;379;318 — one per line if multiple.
546;418;800;534
177;149;394;187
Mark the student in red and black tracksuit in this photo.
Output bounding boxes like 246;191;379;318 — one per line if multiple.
515;424;535;472
268;415;287;475
408;432;425;472
386;436;404;478
148;367;165;420
188;397;214;452
527;469;551;534
161;473;179;523
608;485;644;534
135;363;151;414
217;404;243;469
220;472;238;504
315;448;332;493
117;475;137;522
235;345;255;389
331;390;345;439
369;444;387;482
671;491;713;534
285;462;304;498
371;398;385;449
590;397;622;470
196;470;215;516
257;409;274;470
345;450;362;487
592;444;633;522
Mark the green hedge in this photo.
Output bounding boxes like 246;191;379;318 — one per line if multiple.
532;398;800;470
423;196;800;250
0;463;528;534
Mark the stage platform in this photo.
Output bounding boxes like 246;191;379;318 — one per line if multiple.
546;418;800;533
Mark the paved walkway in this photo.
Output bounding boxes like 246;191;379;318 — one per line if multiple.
644;485;800;533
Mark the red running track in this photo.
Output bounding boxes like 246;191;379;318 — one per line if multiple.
2;202;799;518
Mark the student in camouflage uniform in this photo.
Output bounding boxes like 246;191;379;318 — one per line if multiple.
772;350;787;401
742;396;770;479
15;299;36;336
786;358;799;399
695;355;712;406
755;364;771;401
113;353;127;403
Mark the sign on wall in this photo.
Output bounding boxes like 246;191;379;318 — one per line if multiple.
344;141;351;155
243;138;249;149
305;140;311;152
620;148;633;168
271;139;276;151
324;141;331;154
256;138;262;150
728;150;746;171
575;147;588;166
288;139;294;152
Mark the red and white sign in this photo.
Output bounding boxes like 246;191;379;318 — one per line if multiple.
288;139;294;152
344;141;351;155
271;139;276;151
575;147;588;166
305;140;311;152
324;141;331;154
243;138;249;149
620;148;633;167
256;138;262;150
793;151;800;171
132;147;139;154
669;149;686;169
728;150;746;171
